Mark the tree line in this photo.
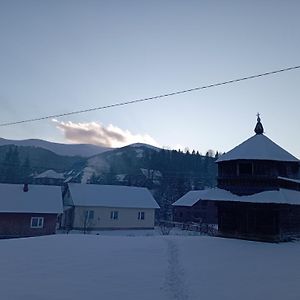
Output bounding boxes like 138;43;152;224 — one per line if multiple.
0;146;31;184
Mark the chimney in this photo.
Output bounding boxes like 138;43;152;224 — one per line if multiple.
23;183;29;192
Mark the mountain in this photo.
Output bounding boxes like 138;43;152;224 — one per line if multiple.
0;138;110;157
0;145;85;173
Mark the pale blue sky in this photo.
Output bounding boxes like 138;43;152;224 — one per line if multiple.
0;1;300;156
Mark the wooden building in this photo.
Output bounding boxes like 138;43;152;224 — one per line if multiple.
61;183;160;231
214;115;300;242
0;183;63;238
173;115;300;241
172;190;217;224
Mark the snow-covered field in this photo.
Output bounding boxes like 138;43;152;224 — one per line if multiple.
1;233;300;300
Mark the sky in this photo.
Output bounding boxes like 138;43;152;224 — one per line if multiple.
0;0;300;156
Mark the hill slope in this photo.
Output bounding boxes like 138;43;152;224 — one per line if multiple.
0;138;110;157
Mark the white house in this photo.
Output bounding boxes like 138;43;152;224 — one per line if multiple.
62;183;160;231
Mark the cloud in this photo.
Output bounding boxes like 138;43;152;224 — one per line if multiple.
53;120;160;148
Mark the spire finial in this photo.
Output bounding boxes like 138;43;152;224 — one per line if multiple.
256;112;260;122
254;113;264;134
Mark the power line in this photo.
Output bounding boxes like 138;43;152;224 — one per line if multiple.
1;65;300;127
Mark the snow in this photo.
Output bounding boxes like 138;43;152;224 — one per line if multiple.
217;134;299;162
140;168;162;179
0;183;63;213
278;176;300;184
115;174;127;182
68;183;160;209
135;148;144;158
173;187;300;206
172;190;210;207
34;169;65;179
129;143;160;151
0;234;300;300
140;168;162;184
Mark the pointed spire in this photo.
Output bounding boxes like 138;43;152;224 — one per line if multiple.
254;113;264;134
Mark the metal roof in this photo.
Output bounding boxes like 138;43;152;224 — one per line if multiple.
68;183;160;209
173;187;300;206
217;134;299;163
0;184;63;213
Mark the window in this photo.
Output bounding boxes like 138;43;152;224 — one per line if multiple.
30;217;44;228
110;211;119;220
85;210;94;220
138;211;145;220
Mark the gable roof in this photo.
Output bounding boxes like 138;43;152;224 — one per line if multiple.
172;190;213;207
35;169;65;179
67;183;160;209
173;187;300;206
0;184;63;213
216;134;299;163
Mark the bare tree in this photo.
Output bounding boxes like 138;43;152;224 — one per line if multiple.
80;210;95;234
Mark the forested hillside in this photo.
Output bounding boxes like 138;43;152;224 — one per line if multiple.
0;144;219;218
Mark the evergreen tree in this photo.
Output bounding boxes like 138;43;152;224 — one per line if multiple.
20;156;31;183
1;146;21;183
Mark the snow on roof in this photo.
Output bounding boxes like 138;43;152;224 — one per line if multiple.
216;134;299;163
0;184;63;213
172;190;213;207
68;183;160;209
173;187;300;206
35;169;65;179
278;176;300;184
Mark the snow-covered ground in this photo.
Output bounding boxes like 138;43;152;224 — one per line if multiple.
0;233;300;300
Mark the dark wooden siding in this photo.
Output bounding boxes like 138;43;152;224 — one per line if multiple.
279;205;300;236
0;213;58;238
217;202;280;242
173;201;217;224
218;160;300;195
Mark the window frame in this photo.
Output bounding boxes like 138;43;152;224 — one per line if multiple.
138;211;145;220
30;217;44;229
110;211;119;220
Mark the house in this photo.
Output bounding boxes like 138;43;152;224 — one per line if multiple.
172;190;217;224
34;169;65;186
0;183;63;238
205;115;300;242
61;183;160;231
